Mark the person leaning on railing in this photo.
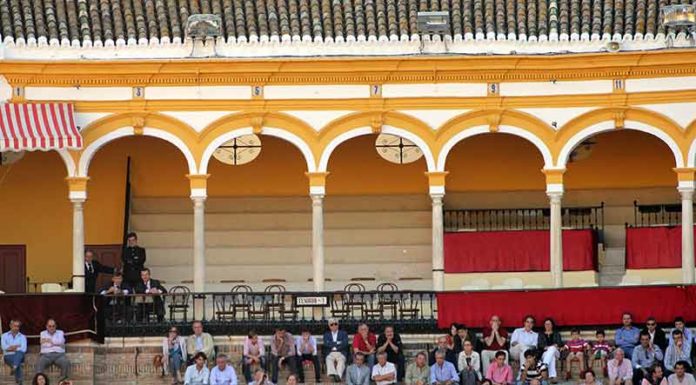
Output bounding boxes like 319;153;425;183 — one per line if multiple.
133;267;166;322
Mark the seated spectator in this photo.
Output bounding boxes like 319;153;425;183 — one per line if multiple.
633;331;664;385
616;313;641;359
210;354;237;385
372;352;397;385
37;319;71;382
520;349;548;385
354;323;377;368
591;330;613;377
295;328;320;383
608;348;633;385
564;328;589;379
377;326;405;381
2;319;27;385
184;352;209;385
580;370;602;385
669;318;693;356
453;324;476;354
242;331;266;383
642;364;668;385
666;330;692;373
323;319;349;382
430;349;459;385
429;336;458;367
84;249;114;293
447;324;458;351
31;373;49;385
285;374;298;385
163;326;187;384
668;361;696;385
99;273;131;322
248;368;273;385
458;340;481;385
269;327;296;384
510;316;538;363
186;321;215;363
346;352;371;385
538;318;562;382
643;317;668;353
134;267;166;322
405;351;430;385
486;351;513;385
482;315;508;375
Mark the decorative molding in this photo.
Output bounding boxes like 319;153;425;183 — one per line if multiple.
131;115;146;135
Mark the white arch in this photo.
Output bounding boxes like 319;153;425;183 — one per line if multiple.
436;125;554;171
78;127;198;177
686;138;696;168
557;121;684;168
56;148;76;177
317;125;437;172
199;127;316;174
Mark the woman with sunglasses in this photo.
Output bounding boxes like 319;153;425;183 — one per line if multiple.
163;326;188;384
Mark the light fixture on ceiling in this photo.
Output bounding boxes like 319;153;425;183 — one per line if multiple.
0;151;24;166
569;139;596;163
212;134;262;165
375;133;424;164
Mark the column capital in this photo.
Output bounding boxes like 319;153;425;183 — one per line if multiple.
426;171;448;196
547;190;563;202
675;168;696;191
543;168;565;195
306;172;329;196
187;174;210;199
66;176;89;201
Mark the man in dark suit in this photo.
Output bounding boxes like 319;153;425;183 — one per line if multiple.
122;232;146;289
99;272;131;322
642;316;668;352
133;268;166;322
84;249;115;293
323;318;350;382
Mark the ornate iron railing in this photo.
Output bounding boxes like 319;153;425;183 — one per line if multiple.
102;290;437;336
631;200;682;227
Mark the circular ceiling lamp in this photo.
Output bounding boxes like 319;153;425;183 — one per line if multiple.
375;133;423;164
212;134;262;165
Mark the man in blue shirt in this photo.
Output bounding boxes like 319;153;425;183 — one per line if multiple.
430;350;459;385
2;319;27;385
615;313;641;359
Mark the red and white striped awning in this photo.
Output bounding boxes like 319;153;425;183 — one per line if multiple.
0;103;82;151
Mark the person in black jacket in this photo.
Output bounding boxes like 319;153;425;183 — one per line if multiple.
122;232;146;288
642;317;668;352
377;325;405;381
133;267;166;322
538;317;563;382
429;335;458;367
84;249;115;293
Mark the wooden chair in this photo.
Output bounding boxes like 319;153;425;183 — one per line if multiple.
168;285;191;321
230;285;253;320
398;292;420;319
264;284;286;320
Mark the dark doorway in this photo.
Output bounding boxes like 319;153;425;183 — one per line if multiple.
0;245;26;293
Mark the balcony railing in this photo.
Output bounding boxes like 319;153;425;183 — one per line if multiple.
102;289;437;336
631;200;682;227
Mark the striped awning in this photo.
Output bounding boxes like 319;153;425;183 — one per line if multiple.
0;103;82;151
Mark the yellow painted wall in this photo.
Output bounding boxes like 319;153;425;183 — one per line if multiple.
326;134;429;195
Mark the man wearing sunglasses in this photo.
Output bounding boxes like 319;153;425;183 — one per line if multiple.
642;317;668;352
324;318;349;382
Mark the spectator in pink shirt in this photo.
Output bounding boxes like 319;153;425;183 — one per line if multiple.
242;331;266;383
485;351;513;385
608;348;633;385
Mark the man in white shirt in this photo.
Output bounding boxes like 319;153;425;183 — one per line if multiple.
668;361;696;385
295;328;321;383
210;354;237;385
36;318;71;381
185;352;210;385
510;315;539;363
372;352;397;385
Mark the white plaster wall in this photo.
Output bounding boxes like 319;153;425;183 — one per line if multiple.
145;86;250;100
25;87;132;101
0;76;12;101
74;112;111;130
400;110;471;130
638;103;696;128
159;111;233;132
283;110;353;131
626;76;696;93
382;83;487;98
500;80;613;96
518;107;597;130
264;85;369;99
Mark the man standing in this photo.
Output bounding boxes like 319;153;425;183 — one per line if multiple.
186;321;215;363
270;327;297;384
134;267;166;322
2;319;27;385
632;331;664;384
430;350;459;385
324;318;349;382
405;352;430;385
210;354;238;385
346;352;371;385
84;249;115;293
37;319;71;382
372;352;397;385
615;313;641;359
122;232;146;288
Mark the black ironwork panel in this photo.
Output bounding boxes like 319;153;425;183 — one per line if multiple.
631;200;683;227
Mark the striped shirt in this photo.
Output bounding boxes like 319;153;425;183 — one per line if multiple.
566;339;589;353
592;341;612;354
522;361;547;384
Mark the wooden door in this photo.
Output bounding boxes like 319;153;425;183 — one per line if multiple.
86;244;122;291
0;245;26;293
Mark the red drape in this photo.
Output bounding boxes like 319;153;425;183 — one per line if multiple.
444;229;596;273
0;294;102;342
625;226;683;269
437;285;696;328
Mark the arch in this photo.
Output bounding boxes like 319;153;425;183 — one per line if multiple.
435;109;556;171
556;108;686;168
317;111;436;172
77;113;199;176
56;149;77;177
198;112;317;174
685;119;696;168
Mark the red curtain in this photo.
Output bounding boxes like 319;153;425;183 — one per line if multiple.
626;226;682;269
437;285;696;328
444;229;596;273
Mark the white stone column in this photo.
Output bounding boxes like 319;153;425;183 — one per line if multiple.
192;196;206;293
71;198;86;292
680;187;695;284
548;190;564;288
431;193;445;291
311;193;325;292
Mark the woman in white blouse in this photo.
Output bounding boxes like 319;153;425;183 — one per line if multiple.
163;326;188;384
457;340;482;385
185;352;210;385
